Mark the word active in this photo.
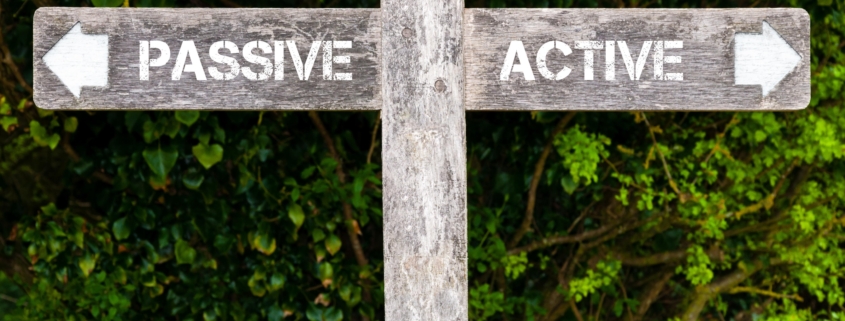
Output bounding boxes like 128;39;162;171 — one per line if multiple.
501;40;683;81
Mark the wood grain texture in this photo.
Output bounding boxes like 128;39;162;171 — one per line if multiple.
381;0;467;320
34;8;381;110
464;8;810;111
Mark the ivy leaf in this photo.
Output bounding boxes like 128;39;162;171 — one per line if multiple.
561;176;578;195
306;305;322;321
323;307;343;321
268;305;284;321
30;121;61;150
312;228;326;243
113;217;131;241
175;239;196;265
1;116;18;132
175;110;200;126
142;145;178;179
251;231;277;255
78;252;97;277
182;169;205;190
64;116;78;133
325;234;342;256
288;204;305;232
192;143;224;169
268;273;286;292
318;263;333;288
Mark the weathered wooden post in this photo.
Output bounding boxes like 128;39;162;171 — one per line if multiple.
381;0;468;320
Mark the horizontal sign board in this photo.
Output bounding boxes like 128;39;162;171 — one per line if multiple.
464;8;810;111
34;8;381;110
35;8;809;111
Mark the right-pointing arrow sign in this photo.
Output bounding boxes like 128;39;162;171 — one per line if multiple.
42;22;108;98
734;21;801;97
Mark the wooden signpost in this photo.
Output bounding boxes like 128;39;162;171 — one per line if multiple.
34;3;809;320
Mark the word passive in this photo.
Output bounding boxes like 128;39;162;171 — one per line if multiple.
501;40;683;81
140;40;354;81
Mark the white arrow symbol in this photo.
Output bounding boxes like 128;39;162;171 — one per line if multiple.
734;21;800;97
42;23;109;98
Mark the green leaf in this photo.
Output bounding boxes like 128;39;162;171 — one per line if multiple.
175;239;196;265
312;229;326;243
164;118;181;138
340;283;362;306
64;116;78;133
1;116;17;132
306;305;322;321
318;263;333;287
251;230;277;256
288;204;305;232
182;169;205;190
30;121;61;150
268;273;286;292
78;252;97;277
36;107;53;118
142;145;178;179
113;217;131;240
325;234;342;256
91;0;124;6
192;143;224;169
561;176;578;195
268;305;284;321
754;130;767;142
323;307;342;321
175;110;200;126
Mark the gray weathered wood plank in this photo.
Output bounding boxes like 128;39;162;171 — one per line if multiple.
34;8;381;110
464;8;810;111
381;0;468;320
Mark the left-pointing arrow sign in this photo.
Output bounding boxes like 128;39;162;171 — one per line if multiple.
42;23;108;98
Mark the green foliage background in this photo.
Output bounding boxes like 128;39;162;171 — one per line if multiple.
0;0;843;320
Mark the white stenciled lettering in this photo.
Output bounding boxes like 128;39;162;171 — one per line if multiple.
139;40;170;81
574;41;603;80
274;41;285;80
663;41;683;81
333;41;352;81
208;41;240;80
172;41;206;81
288;41;322;81
499;40;683;82
242;41;273;81
605;41;615;80
536;41;572;80
500;41;535;81
617;41;652;81
139;40;357;81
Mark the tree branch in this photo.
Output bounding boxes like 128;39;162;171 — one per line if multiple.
631;270;673;321
308;112;371;321
679;258;785;321
507;219;619;255
509;112;577;249
366;112;380;165
307;111;368;268
727;286;803;302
